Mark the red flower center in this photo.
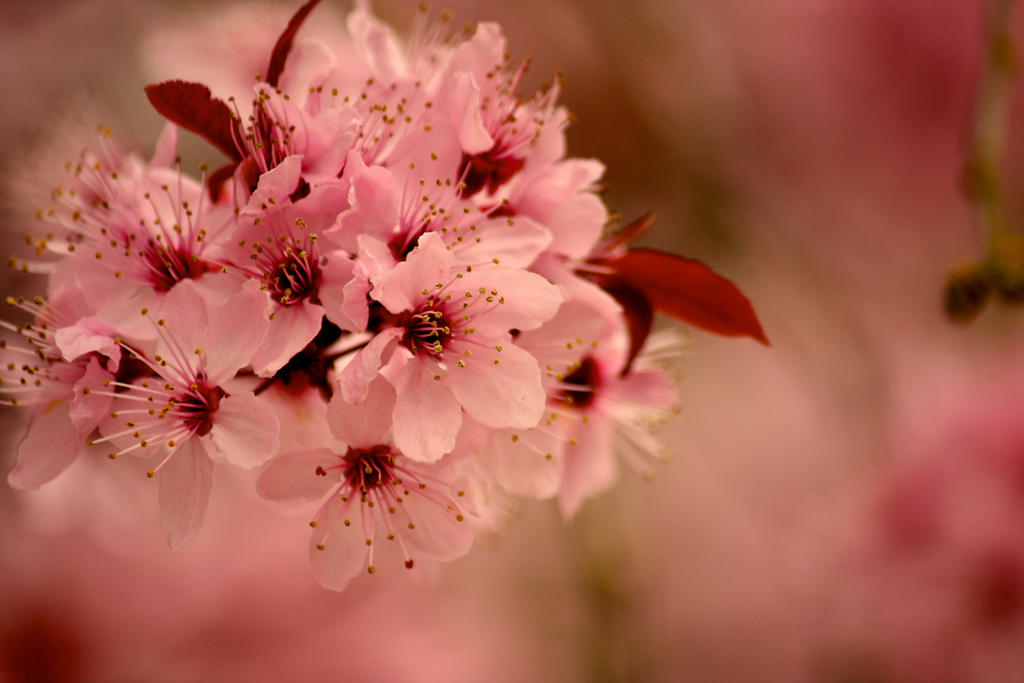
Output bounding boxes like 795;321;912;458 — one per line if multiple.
343;445;396;490
559;356;601;409
143;241;207;292
458;149;525;198
175;381;226;437
405;306;453;356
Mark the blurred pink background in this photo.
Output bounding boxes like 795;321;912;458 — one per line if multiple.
4;0;1024;680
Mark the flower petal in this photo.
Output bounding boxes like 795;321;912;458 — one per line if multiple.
257;447;338;502
457;267;563;336
446;22;506;85
372;232;451;314
249;301;324;377
337;326;402;403
69;356;114;434
310;496;369;591
481;426;564;499
302;105;359;178
158;438;215;550
334;163;400;251
151;122;179;167
319;252;368;332
7;399;79;490
54;318;120;367
447;341;545;430
200;279;272;386
245;154;302;212
205;392;280;469
546;173;606;258
452;214;552;269
399;482;474;561
558;414;617;519
346;4;406;83
393;362;462;462
354;234;397;289
327;375;396;447
448;72;494;155
155;278;209;373
512;158;606;258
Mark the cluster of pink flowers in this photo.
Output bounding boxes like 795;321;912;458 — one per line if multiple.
2;1;765;590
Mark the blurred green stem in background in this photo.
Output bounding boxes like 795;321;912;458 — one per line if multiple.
947;0;1023;321
570;497;659;683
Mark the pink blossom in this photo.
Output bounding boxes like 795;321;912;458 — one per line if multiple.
497;155;608;261
2;296;116;490
0;0;705;596
448;47;563;199
258;375;473;590
333;152;552;272
511;301;683;517
225;190;364;376
92;279;279;548
228;84;359;202
339;232;562;462
30;126;235;336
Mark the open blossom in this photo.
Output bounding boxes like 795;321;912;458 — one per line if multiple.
2;0;765;588
332;151;553;271
226;84;360;204
258;375;473;590
28;126;236;332
551;328;683;518
2;296;115;490
446;30;563;201
223;180;364;376
340;231;562;462
93;279;279;548
477;300;684;515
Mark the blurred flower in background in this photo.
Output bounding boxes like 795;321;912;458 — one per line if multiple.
3;0;1024;681
837;358;1024;682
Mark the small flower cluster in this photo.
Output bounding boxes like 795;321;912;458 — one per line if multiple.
2;1;766;590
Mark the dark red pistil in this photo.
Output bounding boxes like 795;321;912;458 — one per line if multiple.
143;241;207;292
271;253;321;306
405;308;452;356
178;382;226;436
343;445;396;490
560;356;601;409
458;149;525;197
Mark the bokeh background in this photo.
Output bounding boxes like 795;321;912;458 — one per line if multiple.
3;0;1024;680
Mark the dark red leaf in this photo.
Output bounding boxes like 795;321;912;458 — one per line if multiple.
144;81;241;162
602;282;655;376
604;248;769;345
266;0;323;88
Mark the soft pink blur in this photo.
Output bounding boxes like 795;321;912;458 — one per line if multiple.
4;0;1024;680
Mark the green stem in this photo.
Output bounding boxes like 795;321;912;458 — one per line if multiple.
968;0;1018;263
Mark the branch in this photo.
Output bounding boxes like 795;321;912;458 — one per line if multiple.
946;0;1020;322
